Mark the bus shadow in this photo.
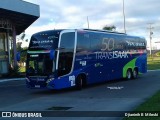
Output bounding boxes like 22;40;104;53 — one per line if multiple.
30;79;122;95
86;78;126;88
30;87;77;95
31;76;144;95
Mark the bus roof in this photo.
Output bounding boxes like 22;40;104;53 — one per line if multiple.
83;29;126;35
32;29;125;36
32;29;64;36
81;29;145;39
31;29;145;40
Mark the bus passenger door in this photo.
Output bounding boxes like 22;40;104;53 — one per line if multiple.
57;32;75;77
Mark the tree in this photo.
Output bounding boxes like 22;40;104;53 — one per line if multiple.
20;47;27;64
17;32;28;42
10;42;27;66
103;25;116;31
10;32;28;68
16;31;28;65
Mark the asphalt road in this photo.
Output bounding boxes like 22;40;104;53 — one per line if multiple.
0;71;160;120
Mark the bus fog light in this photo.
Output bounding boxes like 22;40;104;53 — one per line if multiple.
46;78;54;83
26;77;30;82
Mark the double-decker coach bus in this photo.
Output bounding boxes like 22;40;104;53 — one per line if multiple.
23;29;147;90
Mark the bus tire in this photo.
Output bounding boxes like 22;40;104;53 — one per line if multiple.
132;68;138;79
126;69;132;80
75;75;86;90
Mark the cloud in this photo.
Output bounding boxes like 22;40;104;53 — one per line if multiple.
25;0;124;31
23;0;160;48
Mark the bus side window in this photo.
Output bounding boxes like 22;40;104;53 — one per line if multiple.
77;33;90;52
91;34;101;51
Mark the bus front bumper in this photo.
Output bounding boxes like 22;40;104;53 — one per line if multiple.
26;75;75;90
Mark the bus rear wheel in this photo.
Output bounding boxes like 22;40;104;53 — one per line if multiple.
126;69;132;80
132;69;138;79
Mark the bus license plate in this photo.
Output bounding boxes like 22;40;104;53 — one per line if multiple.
35;85;40;88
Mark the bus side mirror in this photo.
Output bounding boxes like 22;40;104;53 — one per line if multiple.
50;50;55;60
16;52;21;61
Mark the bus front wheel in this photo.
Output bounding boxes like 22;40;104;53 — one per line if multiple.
75;75;84;90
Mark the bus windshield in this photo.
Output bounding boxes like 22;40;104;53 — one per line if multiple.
26;30;61;76
26;53;55;76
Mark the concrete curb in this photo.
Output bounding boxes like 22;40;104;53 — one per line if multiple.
148;69;160;72
0;78;25;83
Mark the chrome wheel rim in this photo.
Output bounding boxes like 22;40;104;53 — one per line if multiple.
127;71;131;79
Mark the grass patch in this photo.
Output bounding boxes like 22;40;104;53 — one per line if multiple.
123;90;160;120
147;61;160;70
147;57;160;70
19;66;26;73
134;91;160;111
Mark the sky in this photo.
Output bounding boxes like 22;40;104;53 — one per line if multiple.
22;0;160;49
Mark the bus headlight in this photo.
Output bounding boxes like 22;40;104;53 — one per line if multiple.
26;77;30;82
46;78;54;83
